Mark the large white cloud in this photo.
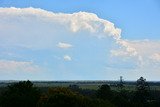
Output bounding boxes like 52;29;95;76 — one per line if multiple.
0;7;141;58
1;7;154;62
0;7;121;49
0;7;122;64
1;7;159;59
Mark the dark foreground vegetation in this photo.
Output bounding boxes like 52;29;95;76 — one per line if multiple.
0;77;160;107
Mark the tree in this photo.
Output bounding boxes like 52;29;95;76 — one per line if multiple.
0;80;40;107
97;84;112;100
134;77;150;103
38;87;90;107
38;87;115;107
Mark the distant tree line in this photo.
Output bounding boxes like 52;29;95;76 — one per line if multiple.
0;77;160;107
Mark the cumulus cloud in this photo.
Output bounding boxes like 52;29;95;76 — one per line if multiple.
0;7;121;49
0;60;40;72
57;42;72;49
63;55;72;61
1;7;159;62
1;7;139;59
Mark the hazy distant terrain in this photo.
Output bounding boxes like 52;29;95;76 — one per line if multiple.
1;80;160;90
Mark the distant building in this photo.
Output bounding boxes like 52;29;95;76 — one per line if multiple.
117;76;124;90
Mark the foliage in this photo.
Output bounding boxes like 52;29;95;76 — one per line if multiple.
0;79;160;107
97;84;112;100
0;80;40;107
38;87;115;107
133;77;150;103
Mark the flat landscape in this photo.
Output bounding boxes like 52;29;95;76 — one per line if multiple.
1;80;160;91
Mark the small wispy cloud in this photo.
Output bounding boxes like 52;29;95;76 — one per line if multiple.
0;59;40;73
150;53;160;62
111;40;160;68
57;42;72;49
63;55;72;61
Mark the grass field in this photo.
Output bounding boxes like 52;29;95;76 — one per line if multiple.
0;80;160;91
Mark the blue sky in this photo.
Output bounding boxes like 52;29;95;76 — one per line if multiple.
0;0;160;80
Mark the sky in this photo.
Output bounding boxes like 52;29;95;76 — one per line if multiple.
0;0;160;81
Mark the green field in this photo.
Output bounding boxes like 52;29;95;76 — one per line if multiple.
1;80;160;91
